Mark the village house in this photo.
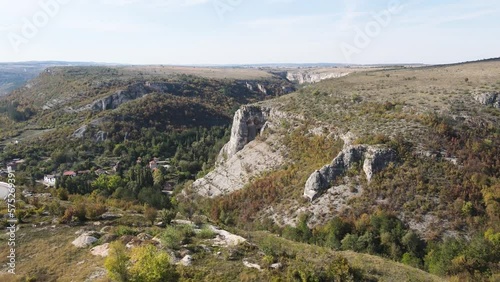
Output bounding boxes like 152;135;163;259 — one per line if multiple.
63;171;77;177
43;175;57;186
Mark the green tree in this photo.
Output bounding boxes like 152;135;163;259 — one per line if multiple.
105;242;130;282
129;245;178;282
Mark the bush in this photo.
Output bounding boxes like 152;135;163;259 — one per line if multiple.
60;207;75;224
144;206;158;225
161;226;184;249
129;245;178;282
86;203;107;220
158;209;176;225
113;226;137;237
104;241;130;282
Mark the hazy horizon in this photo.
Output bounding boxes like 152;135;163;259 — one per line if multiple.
1;0;499;65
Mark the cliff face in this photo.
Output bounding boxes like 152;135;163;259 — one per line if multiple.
304;145;397;201
286;71;350;84
193;105;299;197
218;106;272;161
91;83;151;111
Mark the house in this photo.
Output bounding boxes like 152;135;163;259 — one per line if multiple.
77;170;91;175
63;171;77;177
44;175;57;186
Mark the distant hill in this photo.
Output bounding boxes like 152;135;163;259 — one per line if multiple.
0;61;118;96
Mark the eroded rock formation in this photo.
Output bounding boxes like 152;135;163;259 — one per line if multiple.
304;145;397;201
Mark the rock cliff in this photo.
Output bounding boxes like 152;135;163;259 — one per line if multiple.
286;71;350;84
193;105;300;197
304;145;397;201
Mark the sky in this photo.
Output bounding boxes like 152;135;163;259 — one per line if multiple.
0;0;499;65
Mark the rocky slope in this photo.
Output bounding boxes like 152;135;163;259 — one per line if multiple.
193;105;302;197
304;145;397;201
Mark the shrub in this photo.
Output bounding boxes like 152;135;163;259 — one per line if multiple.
144;206;158;225
86;203;107;220
161;226;184;249
129;245;178;282
104;241;130;282
158;209;176;225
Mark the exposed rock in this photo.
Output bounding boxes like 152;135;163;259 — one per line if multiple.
474;92;500;108
270;262;283;269
363;146;398;181
257;84;267;95
218;105;271;160
90;243;110;257
179;255;193;266
72;234;98;248
84;268;107;282
304;145;397;201
286;70;350;84
101;212;123;220
137;233;153;241
193;137;284;197
193;105;302;197
90;83;150;112
243;259;262;271
209;225;246;247
72;125;87;138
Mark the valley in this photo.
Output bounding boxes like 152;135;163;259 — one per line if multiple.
0;60;499;281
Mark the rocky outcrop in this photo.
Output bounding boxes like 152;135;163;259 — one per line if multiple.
218;106;271;160
71;118;109;142
91;83;150;111
193;105;301;197
304;145;397;201
286;71;350;84
474;92;500;108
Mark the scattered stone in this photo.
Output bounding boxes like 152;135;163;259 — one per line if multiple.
137;233;153;241
101;212;123;220
179;255;193;266
270;262;283;269
474;92;500;108
90;243;110;257
72;235;98;248
209;225;246;247
243;259;261;271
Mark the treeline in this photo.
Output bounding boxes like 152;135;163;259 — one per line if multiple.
279;212;500;278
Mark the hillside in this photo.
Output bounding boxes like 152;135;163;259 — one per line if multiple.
194;59;500;279
0;61;498;281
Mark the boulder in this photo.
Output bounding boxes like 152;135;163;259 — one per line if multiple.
72;235;98;248
90;243;110;257
179;255;193;266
